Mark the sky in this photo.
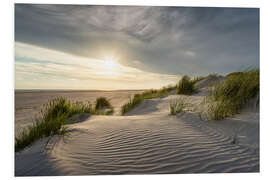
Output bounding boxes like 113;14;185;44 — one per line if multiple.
15;4;259;90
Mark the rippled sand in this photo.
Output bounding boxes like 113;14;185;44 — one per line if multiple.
15;88;259;175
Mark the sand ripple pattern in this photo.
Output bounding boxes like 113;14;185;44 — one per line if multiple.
22;113;258;176
15;93;259;176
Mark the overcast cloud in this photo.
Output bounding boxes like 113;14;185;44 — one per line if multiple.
15;4;259;89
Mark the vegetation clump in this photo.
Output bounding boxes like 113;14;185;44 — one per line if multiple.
121;85;177;115
121;94;143;115
15;97;114;152
177;75;195;95
206;69;259;120
169;98;186;115
141;85;176;99
95;97;111;110
190;76;206;84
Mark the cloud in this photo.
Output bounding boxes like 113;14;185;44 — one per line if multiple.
15;42;180;89
184;51;196;57
15;4;259;81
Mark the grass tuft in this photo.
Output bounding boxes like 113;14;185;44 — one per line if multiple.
190;76;206;84
95;97;112;110
121;85;177;115
121;94;143;115
169;98;186;115
15;97;113;152
15;114;68;153
206;69;259;120
177;75;195;95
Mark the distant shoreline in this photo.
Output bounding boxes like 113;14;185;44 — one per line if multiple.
15;89;147;93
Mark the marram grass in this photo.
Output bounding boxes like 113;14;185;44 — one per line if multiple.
15;97;113;152
121;85;177;115
121;94;143;115
169;98;186;115
95;97;112;110
177;75;196;95
206;69;259;120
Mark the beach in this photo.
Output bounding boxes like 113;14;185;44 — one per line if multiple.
15;82;259;175
13;4;260;177
15;90;144;137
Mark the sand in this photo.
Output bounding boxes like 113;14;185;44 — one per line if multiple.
15;90;143;137
15;81;259;175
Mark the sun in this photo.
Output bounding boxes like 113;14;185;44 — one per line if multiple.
104;58;117;69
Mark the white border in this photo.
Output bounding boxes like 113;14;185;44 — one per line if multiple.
1;0;269;180
13;0;260;7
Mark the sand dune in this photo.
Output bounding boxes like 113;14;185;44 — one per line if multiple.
15;86;259;175
15;90;143;137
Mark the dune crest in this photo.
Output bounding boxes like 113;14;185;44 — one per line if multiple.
15;82;259;175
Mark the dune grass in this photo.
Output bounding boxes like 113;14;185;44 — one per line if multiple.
169;98;186;115
177;75;196;95
190;74;219;86
121;85;177;115
121;75;205;115
141;85;176;99
95;97;111;110
121;94;143;115
190;76;206;84
206;69;259;120
95;97;114;114
15;114;68;153
15;97;113;152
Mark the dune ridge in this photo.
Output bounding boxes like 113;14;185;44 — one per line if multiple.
15;85;259;175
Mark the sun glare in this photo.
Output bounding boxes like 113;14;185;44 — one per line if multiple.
100;57;121;76
104;58;117;69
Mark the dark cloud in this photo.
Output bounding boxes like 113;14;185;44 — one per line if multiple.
15;4;259;76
